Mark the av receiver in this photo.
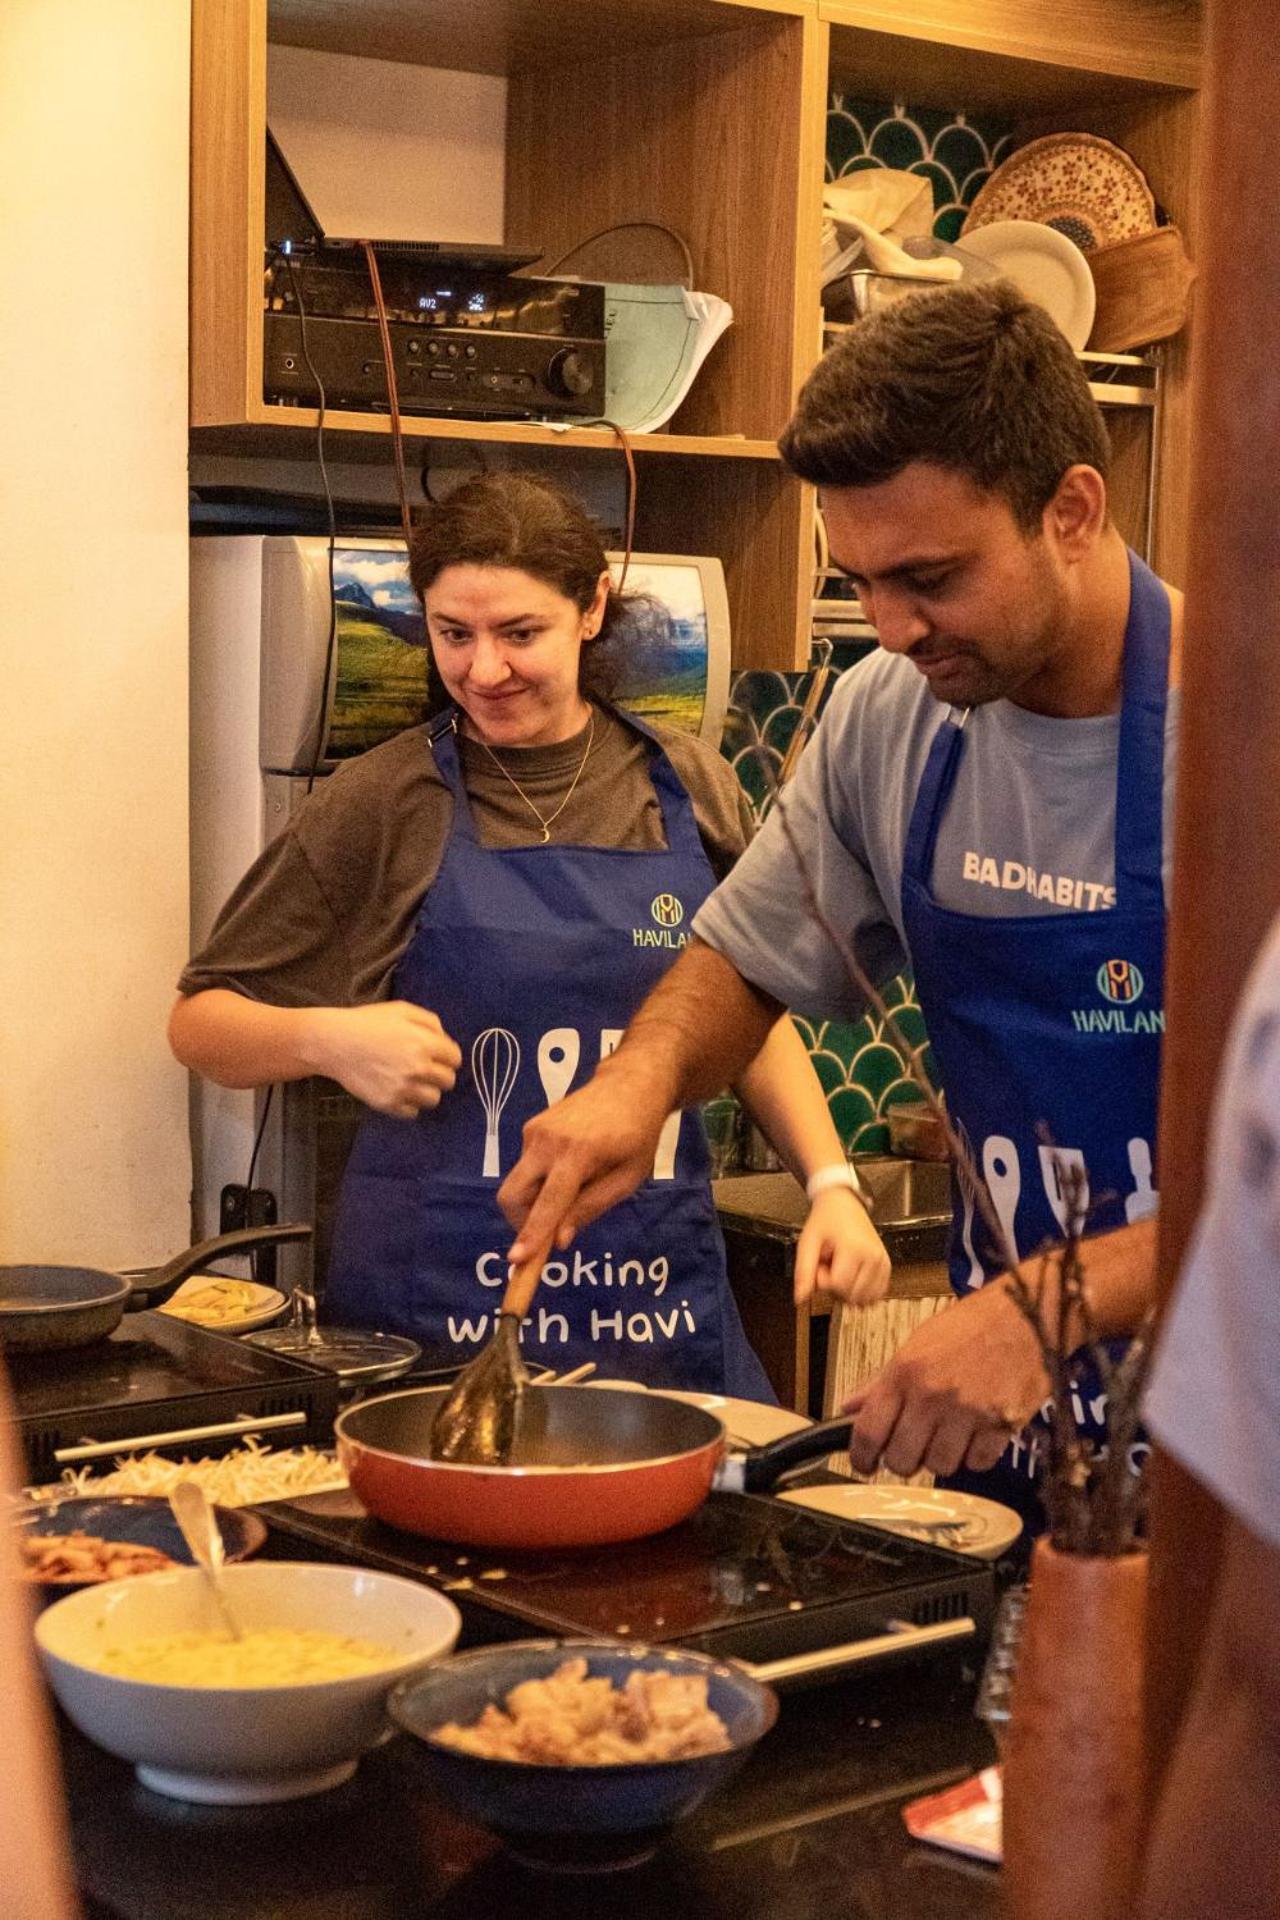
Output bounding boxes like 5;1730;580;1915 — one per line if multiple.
263;255;606;422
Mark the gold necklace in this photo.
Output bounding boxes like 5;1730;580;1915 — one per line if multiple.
476;713;596;843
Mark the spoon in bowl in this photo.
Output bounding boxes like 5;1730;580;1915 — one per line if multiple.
168;1480;243;1640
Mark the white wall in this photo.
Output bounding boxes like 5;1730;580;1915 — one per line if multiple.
268;46;506;245
0;2;192;1264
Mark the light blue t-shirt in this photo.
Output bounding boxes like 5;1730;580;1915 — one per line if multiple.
1146;918;1280;1551
695;645;1180;1021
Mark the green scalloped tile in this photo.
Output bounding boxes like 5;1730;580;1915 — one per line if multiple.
846;1040;913;1103
807;1048;852;1098
829;1085;880;1140
826;97;1013;238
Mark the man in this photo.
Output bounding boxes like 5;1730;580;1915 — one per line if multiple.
1139;920;1280;1919
499;280;1179;1513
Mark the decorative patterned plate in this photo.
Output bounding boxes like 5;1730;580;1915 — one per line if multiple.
961;132;1156;252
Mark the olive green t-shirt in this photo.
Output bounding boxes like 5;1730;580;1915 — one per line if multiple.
180;704;753;1008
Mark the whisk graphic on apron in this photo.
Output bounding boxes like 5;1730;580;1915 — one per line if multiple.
472;1027;521;1178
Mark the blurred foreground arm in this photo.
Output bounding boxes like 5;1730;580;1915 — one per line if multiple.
0;1367;79;1919
1139;1513;1280;1920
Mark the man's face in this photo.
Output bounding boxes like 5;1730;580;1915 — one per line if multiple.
820;465;1067;710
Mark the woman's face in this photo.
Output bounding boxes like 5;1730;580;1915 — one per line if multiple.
425;564;610;747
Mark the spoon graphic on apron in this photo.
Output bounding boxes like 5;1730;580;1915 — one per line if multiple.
537;1028;580;1107
472;1027;521;1178
982;1135;1022;1267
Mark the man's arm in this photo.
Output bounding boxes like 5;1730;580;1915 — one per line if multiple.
499;939;779;1258
1139;1512;1280;1920
846;1217;1157;1477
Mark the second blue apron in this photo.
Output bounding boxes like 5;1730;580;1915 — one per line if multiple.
327;709;773;1399
899;551;1170;1525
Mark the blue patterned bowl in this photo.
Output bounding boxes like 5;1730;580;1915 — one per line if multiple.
389;1638;778;1872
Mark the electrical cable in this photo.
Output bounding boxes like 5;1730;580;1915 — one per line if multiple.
541;220;695;290
360;241;414;553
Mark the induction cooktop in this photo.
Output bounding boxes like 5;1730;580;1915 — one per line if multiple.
259;1486;994;1682
9;1311;341;1485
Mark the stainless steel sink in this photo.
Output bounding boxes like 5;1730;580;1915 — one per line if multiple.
852;1155;952;1227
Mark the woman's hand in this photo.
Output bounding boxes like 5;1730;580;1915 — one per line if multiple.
304;1002;462;1118
794;1187;891;1307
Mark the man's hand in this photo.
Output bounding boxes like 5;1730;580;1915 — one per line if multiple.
794;1189;891;1307
304;1002;462;1118
499;1054;677;1260
843;1278;1047;1477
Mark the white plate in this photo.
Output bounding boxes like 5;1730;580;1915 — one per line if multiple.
158;1275;288;1334
777;1483;1023;1559
586;1382;811;1448
953;219;1096;351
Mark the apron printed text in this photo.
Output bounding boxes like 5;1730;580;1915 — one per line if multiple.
961;850;1115;912
447;1302;699;1348
475;1248;671;1296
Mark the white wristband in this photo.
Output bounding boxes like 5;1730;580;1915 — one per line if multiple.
805;1163;862;1202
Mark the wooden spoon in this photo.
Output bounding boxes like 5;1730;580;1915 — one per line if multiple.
428;1237;553;1465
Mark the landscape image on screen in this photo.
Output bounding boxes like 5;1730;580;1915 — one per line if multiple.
607;561;709;736
329;549;428;757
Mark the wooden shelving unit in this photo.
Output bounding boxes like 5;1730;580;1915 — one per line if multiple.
190;0;1202;669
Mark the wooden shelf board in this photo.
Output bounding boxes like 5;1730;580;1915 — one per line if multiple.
824;4;1200;108
266;0;810;76
191;405;783;463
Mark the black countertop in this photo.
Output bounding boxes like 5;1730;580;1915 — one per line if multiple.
61;1645;1000;1920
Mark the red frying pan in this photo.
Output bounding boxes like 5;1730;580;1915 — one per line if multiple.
335;1384;853;1550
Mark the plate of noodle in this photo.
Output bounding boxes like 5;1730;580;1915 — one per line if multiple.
157;1274;288;1333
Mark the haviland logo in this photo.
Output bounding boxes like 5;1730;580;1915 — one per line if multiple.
1073;957;1162;1035
633;892;689;950
1097;959;1144;1005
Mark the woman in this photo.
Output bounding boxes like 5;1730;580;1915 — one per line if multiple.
170;474;887;1395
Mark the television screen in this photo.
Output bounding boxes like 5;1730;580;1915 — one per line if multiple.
289;541;731;766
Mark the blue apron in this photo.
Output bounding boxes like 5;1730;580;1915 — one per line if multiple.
899;551;1169;1527
327;707;773;1399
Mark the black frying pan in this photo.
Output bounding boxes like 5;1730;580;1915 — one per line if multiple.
0;1224;311;1354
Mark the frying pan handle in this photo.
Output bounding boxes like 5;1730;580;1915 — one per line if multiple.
716;1416;854;1494
125;1224;313;1309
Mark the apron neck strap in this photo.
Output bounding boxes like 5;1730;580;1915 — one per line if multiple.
427;703;707;858
1113;550;1171;912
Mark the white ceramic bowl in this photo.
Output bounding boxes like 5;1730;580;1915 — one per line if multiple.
36;1560;461;1804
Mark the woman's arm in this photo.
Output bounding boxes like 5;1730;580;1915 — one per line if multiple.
734;1017;890;1306
168;990;461;1120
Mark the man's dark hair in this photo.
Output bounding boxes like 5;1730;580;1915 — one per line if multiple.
779;279;1110;529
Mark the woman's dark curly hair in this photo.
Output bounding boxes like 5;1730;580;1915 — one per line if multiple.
408;472;628;714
